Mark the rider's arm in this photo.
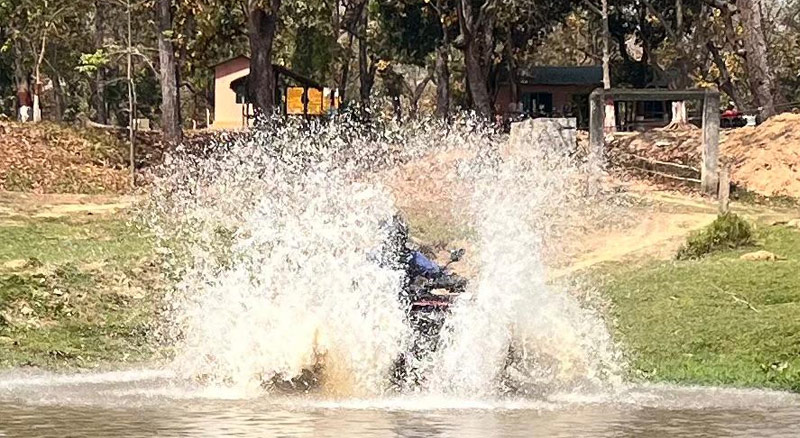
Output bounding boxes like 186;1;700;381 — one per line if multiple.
410;251;441;278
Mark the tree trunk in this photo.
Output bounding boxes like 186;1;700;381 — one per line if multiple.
52;76;64;121
339;34;353;106
358;6;374;109
601;0;616;131
411;74;432;118
13;40;32;122
456;0;492;118
706;41;745;110
670;101;687;124
434;0;451;119
157;0;182;143
33;33;46;123
464;45;492;117
435;46;450;119
247;0;281;116
736;0;775;121
504;27;518;113
93;0;108;124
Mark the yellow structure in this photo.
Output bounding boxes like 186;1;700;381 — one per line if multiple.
285;87;340;115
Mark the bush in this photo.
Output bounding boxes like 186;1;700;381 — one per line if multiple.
676;213;755;260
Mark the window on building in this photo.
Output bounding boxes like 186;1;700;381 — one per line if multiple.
521;92;553;116
642;100;669;120
234;84;250;104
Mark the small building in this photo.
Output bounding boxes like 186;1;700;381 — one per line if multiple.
495;66;603;128
495;65;675;130
211;56;339;129
212;56;251;129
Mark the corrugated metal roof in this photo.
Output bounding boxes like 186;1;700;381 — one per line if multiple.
518;66;602;85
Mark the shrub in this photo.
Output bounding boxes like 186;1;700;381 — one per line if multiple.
676;213;755;260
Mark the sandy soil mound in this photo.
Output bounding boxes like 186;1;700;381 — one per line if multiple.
608;113;800;197
0;121;129;193
722;113;800;197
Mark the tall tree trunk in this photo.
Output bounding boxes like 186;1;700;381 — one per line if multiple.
601;0;616;131
435;46;450;119
126;0;136;187
52;75;64;121
456;0;491;118
339;34;354;105
33;32;46;123
247;0;281;116
358;5;374;108
434;0;451;119
157;0;182;143
504;27;518;112
411;74;433;118
13;40;32;121
93;0;108;124
463;44;491;117
736;0;776;120
706;41;745;110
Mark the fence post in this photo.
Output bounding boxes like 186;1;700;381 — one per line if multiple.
588;90;605;194
718;166;730;214
589;90;605;163
702;90;721;196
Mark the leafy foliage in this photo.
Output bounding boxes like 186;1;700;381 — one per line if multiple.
676;213;755;260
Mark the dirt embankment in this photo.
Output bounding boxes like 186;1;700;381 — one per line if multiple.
0;121;229;194
0;121;130;193
608;112;800;197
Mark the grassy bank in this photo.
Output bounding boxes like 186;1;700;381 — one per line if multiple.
599;224;800;391
0;214;161;368
3;203;799;395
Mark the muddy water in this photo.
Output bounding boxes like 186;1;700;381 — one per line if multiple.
1;369;798;437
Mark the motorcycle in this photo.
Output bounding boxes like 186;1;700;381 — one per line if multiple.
392;248;468;387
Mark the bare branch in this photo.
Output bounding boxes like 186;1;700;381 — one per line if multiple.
640;0;680;42
582;0;603;16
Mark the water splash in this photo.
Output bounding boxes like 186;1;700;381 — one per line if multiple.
144;115;621;398
426;129;622;397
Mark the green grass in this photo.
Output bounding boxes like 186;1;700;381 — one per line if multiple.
599;225;800;391
0;217;149;266
0;215;161;368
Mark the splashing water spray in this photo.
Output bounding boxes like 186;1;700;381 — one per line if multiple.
143;115;623;399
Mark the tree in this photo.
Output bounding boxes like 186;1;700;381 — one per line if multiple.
451;0;577;118
453;0;492;117
736;0;775;120
93;0;108;124
581;0;616;130
247;0;281;115
156;0;182;143
375;0;452;117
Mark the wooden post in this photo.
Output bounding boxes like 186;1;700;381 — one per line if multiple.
303;86;309;117
718;166;730;213
701;90;721;196
589;90;604;164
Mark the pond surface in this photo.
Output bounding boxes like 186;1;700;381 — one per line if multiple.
1;369;798;437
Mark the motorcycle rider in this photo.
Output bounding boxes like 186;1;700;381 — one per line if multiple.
379;215;465;302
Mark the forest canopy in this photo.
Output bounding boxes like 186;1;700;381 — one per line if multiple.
1;0;798;135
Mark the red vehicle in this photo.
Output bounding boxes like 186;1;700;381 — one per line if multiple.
721;106;747;128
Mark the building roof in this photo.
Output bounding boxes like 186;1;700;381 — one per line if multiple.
230;65;324;92
211;55;250;69
517;66;603;85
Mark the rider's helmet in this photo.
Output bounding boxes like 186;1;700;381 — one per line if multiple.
378;214;410;269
